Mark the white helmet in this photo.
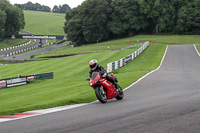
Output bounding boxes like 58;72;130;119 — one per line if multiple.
89;59;98;70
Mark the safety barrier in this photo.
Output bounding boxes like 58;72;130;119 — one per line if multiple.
5;45;38;57
0;40;31;52
0;72;53;89
34;72;54;80
3;42;54;58
107;41;149;73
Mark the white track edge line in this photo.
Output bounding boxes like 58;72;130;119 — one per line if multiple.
193;44;200;56
0;45;168;123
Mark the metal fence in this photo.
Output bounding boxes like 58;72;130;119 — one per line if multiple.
107;41;149;73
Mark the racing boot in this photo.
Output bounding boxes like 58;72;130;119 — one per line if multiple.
113;83;119;94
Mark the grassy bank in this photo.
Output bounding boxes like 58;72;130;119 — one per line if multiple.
23;10;66;35
0;44;166;116
36;35;200;58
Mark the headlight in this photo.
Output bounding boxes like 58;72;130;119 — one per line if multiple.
90;83;93;86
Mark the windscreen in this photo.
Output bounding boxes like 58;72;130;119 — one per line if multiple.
92;72;99;80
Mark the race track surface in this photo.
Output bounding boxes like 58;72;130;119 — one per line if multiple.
1;30;67;59
1;45;200;133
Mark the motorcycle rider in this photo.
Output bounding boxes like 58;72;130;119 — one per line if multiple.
89;59;119;92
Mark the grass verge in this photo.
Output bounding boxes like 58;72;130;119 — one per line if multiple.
0;44;166;116
195;45;200;54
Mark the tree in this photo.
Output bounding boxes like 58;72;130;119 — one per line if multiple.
64;0;112;45
4;6;25;34
15;2;51;12
60;4;71;13
64;0;200;44
108;0;148;36
67;19;84;45
64;8;84;44
0;9;6;38
53;5;59;13
0;0;25;38
194;0;200;34
80;0;112;43
53;4;71;13
174;0;200;34
35;3;42;10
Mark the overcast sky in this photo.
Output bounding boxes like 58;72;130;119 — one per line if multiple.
9;0;85;9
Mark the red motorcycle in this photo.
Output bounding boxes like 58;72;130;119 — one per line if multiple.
86;72;124;103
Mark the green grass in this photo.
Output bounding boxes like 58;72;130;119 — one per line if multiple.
0;44;166;116
133;35;200;45
23;10;66;35
195;45;200;53
36;40;141;58
36;35;200;58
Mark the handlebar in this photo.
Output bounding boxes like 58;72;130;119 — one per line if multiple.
86;78;90;81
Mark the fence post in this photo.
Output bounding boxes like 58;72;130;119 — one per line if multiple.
112;62;115;71
107;63;112;73
118;60;120;68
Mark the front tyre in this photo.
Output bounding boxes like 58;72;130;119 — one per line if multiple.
116;84;124;100
95;86;107;103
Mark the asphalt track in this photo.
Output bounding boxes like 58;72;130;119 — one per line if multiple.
1;45;200;133
1;30;67;59
0;30;42;58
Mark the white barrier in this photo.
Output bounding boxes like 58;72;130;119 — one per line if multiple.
5;45;39;57
0;40;31;52
107;41;149;73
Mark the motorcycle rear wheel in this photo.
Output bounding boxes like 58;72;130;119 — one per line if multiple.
95;86;107;103
116;84;124;100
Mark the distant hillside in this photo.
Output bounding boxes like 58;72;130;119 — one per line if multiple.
23;10;66;35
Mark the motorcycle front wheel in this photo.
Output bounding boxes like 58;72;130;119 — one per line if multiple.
95;86;107;103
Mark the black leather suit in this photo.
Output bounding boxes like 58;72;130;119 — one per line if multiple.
89;65;117;87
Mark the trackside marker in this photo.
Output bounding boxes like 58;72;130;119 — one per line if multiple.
0;116;23;119
14;113;40;116
0;113;41;119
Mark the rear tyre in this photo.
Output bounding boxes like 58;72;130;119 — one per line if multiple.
116;84;124;100
95;86;107;103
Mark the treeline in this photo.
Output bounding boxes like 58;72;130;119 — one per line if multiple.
0;0;25;39
15;2;71;13
64;0;200;45
52;4;71;13
14;2;51;12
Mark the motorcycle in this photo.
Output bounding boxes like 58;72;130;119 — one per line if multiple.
86;72;124;103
